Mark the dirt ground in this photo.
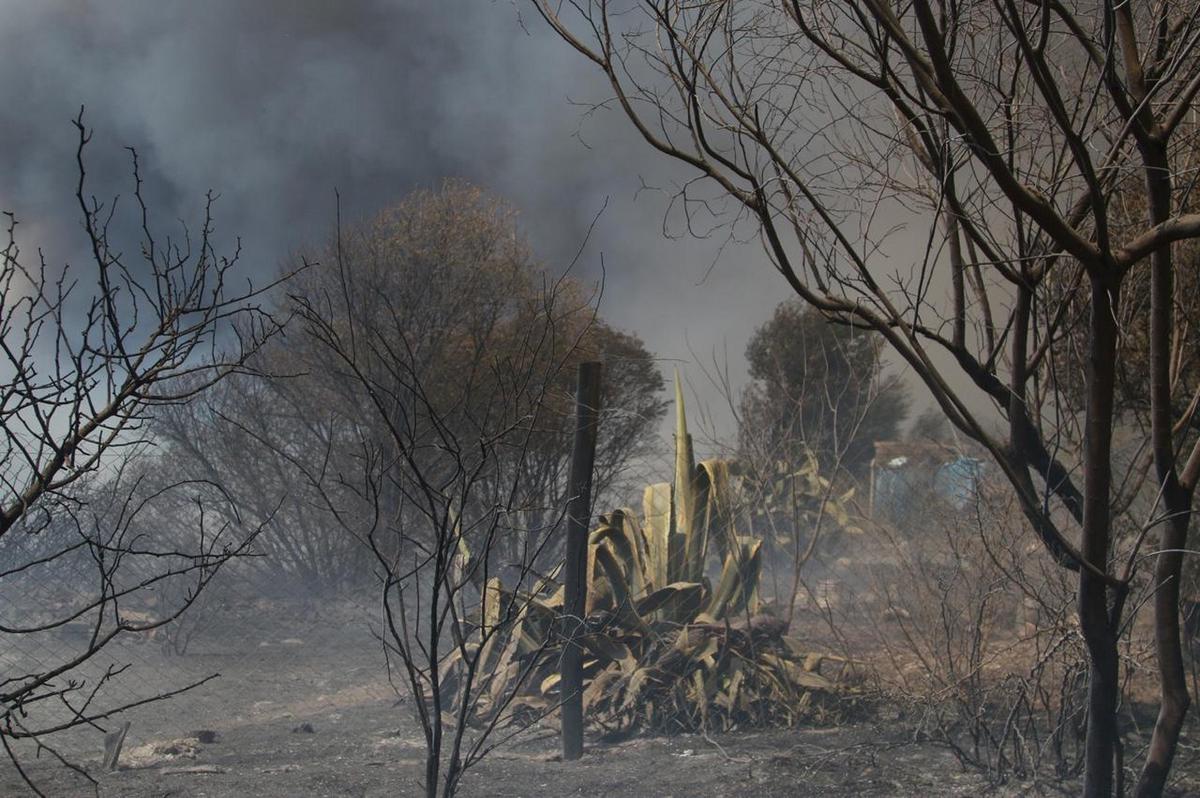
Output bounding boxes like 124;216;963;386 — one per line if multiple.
4;598;1200;797
2;704;1039;797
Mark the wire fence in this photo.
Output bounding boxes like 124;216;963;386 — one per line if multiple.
1;537;399;768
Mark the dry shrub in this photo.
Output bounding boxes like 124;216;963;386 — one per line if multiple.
820;483;1104;784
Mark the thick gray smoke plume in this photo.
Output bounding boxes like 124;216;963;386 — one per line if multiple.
0;0;794;440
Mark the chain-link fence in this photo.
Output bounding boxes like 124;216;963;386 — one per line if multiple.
1;531;399;772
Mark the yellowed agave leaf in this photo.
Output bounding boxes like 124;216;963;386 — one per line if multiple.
634;581;705;619
642;482;672;591
582;634;637;674
481;577;503;636
583;669;622;712
474;578;507;672
697;458;738;564
691;671;708;725
706;537;763;619
488;634;524;703
620;667;654;712
541;586;565;610
673;371;696;545
617;509;650;581
762;652;837;691
594;544;651;633
592;512;647;599
693;635;720;668
780;636;809;657
717;665;744;712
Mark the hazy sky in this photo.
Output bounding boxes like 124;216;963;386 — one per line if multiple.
0;0;891;445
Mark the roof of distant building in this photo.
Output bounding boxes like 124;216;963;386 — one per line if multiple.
871;440;964;469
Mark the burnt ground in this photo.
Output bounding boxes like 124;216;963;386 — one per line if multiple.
3;598;1200;797
1;706;1041;798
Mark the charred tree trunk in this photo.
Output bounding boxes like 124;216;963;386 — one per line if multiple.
1080;274;1121;798
1135;141;1193;798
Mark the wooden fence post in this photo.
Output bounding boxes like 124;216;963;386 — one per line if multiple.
561;361;601;761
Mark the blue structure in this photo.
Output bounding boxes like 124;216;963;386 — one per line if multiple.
934;456;986;510
870;442;986;520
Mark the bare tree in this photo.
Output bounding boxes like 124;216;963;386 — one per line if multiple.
740;300;909;476
0;111;281;793
284;208;597;797
533;2;1200;795
159;183;666;597
150;369;375;594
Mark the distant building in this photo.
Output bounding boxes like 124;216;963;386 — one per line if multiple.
869;440;986;521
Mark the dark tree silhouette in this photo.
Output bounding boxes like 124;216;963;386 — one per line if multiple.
739;301;909;476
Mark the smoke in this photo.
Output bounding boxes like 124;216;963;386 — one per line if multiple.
0;0;806;444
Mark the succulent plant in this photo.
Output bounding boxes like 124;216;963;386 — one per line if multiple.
447;373;858;733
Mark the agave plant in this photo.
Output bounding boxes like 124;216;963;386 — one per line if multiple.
448;374;857;734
